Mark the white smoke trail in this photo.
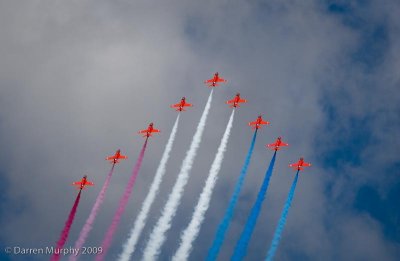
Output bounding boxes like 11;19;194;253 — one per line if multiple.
118;114;180;261
172;110;235;261
142;90;213;261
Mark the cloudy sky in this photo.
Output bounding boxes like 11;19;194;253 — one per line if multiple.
0;0;399;260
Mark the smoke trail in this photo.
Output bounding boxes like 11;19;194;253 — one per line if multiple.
143;90;213;261
207;130;258;261
96;139;149;261
266;172;299;261
231;151;277;261
69;164;116;261
51;190;82;261
118;115;180;261
173;110;235;261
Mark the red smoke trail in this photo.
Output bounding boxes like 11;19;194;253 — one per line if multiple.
70;164;116;261
96;139;148;261
51;190;82;261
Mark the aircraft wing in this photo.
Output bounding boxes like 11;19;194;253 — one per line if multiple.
303;162;312;167
204;79;214;83
72;182;84;189
119;155;128;159
138;130;148;134
276;143;289;149
171;103;181;108
260;120;270;125
217;78;226;82
289;163;299;168
226;99;235;104
150;129;160;133
85;181;94;186
248;121;257;126
238;98;247;103
183;103;193;107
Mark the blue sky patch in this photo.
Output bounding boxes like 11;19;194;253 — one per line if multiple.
355;183;400;243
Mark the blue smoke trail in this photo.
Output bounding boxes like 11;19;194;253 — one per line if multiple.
231;151;277;261
265;171;299;261
207;130;258;261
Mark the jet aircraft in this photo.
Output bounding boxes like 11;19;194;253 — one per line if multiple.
204;72;227;87
170;97;193;112
248;115;270;129
226;93;247;108
138;123;160;138
289;158;311;171
106;149;128;164
72;175;94;190
267;137;289;151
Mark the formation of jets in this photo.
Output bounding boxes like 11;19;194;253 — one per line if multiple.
70;72;311;187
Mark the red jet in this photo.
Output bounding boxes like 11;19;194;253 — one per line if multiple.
267;137;289;151
138;123;160;138
204;72;227;87
248;115;270;130
226;93;247;108
170;97;193;112
72;175;94;190
289;158;312;171
106;149;128;164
